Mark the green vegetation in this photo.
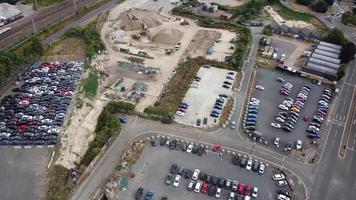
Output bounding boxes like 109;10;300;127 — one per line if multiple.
262;26;273;36
337;64;347;80
0;37;43;86
340;42;356;64
342;11;356;26
233;0;265;21
0;0;20;4
311;1;328;13
80;101;135;167
24;0;64;7
64;26;105;59
82;67;99;98
47;165;70;200
325;28;348;46
296;0;312;6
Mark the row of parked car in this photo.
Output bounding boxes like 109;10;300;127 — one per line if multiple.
306;88;332;139
244;98;260;131
279;82;293;96
222;71;235;89
0;62;82;145
231;154;266;174
134;188;166;200
176;101;189;116
210;95;228;118
153;137;206;156
169;164;258;200
280;85;311;132
272;174;292;200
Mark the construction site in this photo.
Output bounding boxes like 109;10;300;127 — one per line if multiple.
56;7;239;168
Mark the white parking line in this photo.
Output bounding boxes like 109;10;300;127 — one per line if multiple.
47;145;55;148
37;145;43;148
14;146;21;149
24;146;31;149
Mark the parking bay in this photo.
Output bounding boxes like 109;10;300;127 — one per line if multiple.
123;145;280;200
251;68;326;149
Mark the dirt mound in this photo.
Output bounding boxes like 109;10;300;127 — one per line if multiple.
117;9;168;31
151;28;183;46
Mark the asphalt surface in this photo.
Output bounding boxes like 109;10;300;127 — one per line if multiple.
0;0;102;50
0;147;50;200
123;144;283;200
252;68;326;151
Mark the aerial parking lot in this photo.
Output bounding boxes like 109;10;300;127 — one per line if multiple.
174;66;236;127
244;68;332;154
123;137;299;200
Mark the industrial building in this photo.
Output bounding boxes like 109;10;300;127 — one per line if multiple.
301;41;342;81
0;3;23;26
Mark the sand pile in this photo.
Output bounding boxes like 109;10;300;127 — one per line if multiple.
151;28;183;46
116;9;168;31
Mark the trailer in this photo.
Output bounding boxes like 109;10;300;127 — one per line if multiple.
0;26;11;35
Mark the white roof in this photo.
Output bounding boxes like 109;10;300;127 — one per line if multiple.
314;49;339;59
306;63;337;75
0;3;22;20
311;53;340;64
309;57;339;70
316;45;341;54
319;41;342;50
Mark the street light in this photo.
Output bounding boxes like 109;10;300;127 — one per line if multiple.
73;0;77;10
33;0;39;10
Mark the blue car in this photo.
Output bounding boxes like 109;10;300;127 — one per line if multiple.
247;114;257;118
245;121;256;126
145;191;154;200
214;105;223;110
181;102;189;107
0;139;10;145
248;109;258;114
212;109;221;114
247;118;257;122
210;113;219;118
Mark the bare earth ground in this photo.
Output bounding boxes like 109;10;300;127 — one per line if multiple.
201;0;246;7
264;6;314;29
44;37;86;61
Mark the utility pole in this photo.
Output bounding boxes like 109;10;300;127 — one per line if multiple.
73;0;77;10
31;16;37;33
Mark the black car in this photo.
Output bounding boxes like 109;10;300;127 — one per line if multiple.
211;176;219;185
196;119;201;126
183;169;192;179
206;175;212;183
203;117;208;125
217;178;225;188
208;185;216;197
135;187;144;200
159;138;167;146
199;172;206;181
252;160;260;172
277;189;292;198
177;167;184;175
170;164;178;174
150;139;157;147
232;155;240;165
239;157;247;168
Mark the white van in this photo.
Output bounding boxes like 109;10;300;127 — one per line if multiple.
194;180;203;193
192;169;200;180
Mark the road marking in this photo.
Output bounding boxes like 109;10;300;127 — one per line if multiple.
24;146;31;149
338;86;356;159
47;150;55;169
14;146;21;149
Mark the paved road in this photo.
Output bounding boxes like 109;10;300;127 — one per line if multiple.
279;1;356;200
0;0;109;50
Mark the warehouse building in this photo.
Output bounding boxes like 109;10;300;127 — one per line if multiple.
0;3;23;25
301;41;342;81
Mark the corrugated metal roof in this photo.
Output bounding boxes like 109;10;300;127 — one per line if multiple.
311;53;340;64
314;49;339;59
0;3;22;19
308;57;340;70
305;62;338;75
316;45;340;54
319;41;342;50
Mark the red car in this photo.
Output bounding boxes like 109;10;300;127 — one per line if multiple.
303;116;309;122
280;91;289;96
237;183;245;195
201;183;209;193
212;144;221;152
245;184;253;196
177;108;186;113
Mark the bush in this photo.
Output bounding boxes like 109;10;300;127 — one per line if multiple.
337;64;347;80
311;1;328;13
342;11;356;26
325;28;348;46
325;0;334;6
340;42;356;63
296;0;312;6
262;26;273;36
47;165;70;200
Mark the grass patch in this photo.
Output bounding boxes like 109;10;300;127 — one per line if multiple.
220;97;234;123
82;69;99;98
47;165;70;200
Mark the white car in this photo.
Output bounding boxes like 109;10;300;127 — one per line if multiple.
278;104;289;111
228;192;235;200
281;54;286;60
173;175;181;187
276;117;285;123
252;187;258;198
251;98;260;103
271;123;281;129
277;194;290;200
274;137;280;147
258;163;265;174
246;159;253;170
255;85;264;90
192;169;200;180
272;174;285;181
186;144;193;153
276;180;288;187
176;111;185;116
194;180;203;192
230;121;236;129
296;140;302;150
215;187;222;198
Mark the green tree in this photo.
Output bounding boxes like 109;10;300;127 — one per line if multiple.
325;28;348;46
342;11;356;26
325;0;334;6
312;1;328;13
340;42;356;63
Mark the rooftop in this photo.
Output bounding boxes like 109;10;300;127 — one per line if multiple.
0;3;22;20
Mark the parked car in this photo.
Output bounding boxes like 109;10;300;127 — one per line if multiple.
276;180;288;187
272;174;285;181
